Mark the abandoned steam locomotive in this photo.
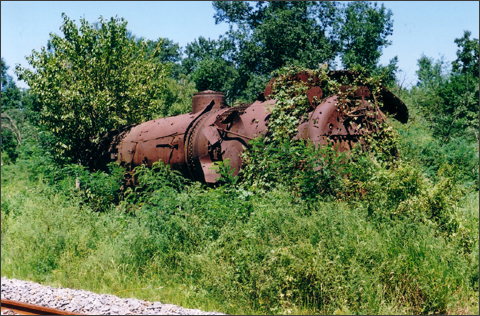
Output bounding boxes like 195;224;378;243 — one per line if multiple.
94;70;408;184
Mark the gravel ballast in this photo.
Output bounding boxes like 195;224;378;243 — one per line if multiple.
1;277;225;315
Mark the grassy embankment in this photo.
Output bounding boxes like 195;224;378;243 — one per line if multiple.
2;115;478;315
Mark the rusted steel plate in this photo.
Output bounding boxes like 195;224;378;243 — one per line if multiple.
192;90;227;114
1;299;85;315
117;112;197;176
306;86;323;107
307;95;339;146
294;71;310;83
355;86;370;101
378;87;409;123
263;78;276;98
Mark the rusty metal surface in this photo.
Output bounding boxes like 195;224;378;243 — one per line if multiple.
306;86;323;107
110;73;408;184
1;299;84;315
378;87;409;123
117;112;199;175
191;90;228;114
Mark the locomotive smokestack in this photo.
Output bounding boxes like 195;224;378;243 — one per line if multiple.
191;90;228;114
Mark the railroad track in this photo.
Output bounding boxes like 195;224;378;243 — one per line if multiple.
1;299;84;315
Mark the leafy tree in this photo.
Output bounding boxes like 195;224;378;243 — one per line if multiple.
1;111;22;164
214;1;340;72
191;58;239;103
161;74;198;117
15;13;169;164
411;31;479;141
153;38;182;64
372;56;399;88
183;36;236;73
141;37;183;78
416;55;448;90
181;36;239;101
410;55;449;122
129;35;195;114
2;58;41;120
439;31;479;141
1;58;22;112
1;57;9;87
184;1;397;102
212;1;340;102
452;30;479;77
338;1;394;73
1;58;24;163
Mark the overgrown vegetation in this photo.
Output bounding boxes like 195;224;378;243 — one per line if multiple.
2;124;478;314
2;65;478;314
2;6;478;316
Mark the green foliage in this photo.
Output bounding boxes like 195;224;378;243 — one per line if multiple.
177;1;397;103
141;37;182;64
1;129;125;213
182;36;235;74
371;56;399;88
241;137;348;201
15;13;170;164
1;58;23;162
1;58;44;165
1;113;22;163
212;1;340;102
338;1;394;73
239;65;396;201
74;162;126;212
1;57;8;87
214;1;340;73
137;36;183;78
346;154;466;241
1;58;22;112
452;30;479;77
191;57;239;103
410;31;479;141
211;158;240;188
265;65;389;141
182;36;239;102
2;76;478;311
396;119;479;191
416;55;448;90
160;74;198;117
265;69;312;142
438;70;479;141
122;160;190;208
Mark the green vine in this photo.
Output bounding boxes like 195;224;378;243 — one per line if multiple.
239;65;400;196
265;65;388;144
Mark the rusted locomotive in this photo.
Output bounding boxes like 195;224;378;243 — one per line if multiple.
95;70;408;184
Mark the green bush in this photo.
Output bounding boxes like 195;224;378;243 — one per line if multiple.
75;163;126;212
241;137;349;201
398;130;479;191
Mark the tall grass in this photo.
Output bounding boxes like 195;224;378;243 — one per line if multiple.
1;154;478;314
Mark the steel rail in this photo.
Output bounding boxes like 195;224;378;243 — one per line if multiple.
1;298;85;315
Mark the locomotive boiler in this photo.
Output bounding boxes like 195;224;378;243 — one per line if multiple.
94;70;408;184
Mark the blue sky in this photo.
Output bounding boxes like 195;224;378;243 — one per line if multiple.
1;1;479;89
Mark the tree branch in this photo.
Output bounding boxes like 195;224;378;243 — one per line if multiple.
1;112;22;146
